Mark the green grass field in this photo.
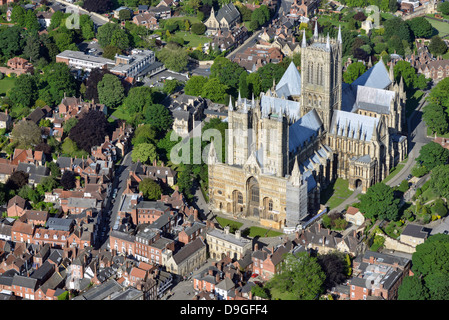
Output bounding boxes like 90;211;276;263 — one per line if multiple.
245;227;283;238
425;17;449;36
215;216;243;232
0;77;16;95
174;31;212;48
320;178;353;210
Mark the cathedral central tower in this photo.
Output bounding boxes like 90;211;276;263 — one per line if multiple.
300;24;342;132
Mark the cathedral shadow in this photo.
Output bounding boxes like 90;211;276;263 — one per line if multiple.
319;179;338;206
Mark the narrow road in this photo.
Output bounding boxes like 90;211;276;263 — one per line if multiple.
386;91;431;187
99;151;133;249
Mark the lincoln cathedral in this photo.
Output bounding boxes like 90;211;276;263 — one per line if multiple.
207;24;408;231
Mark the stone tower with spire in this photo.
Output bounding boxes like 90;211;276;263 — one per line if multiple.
300;22;343;132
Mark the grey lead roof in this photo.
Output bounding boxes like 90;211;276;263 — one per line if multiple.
276;61;301;97
355;85;395;115
289;109;322;153
330;110;379;142
215;2;240;25
351;60;392;90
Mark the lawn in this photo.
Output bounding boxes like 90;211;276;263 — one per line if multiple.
215;216;243;232
425;17;449;36
109;106;132;123
165;16;201;24
383;164;405;184
244;227;283;238
0;77;16;96
320;178;353;210
174;31;212;48
269;287;297;300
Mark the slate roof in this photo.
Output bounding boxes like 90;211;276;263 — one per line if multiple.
216;2;240;25
351;60;392;90
289;109;322;153
276;61;301;97
173;237;205;265
401;224;430;239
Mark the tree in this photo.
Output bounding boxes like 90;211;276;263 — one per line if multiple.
256;62;287;92
238;71;250;99
358;182;400;221
8;74;38;109
439;1;449;15
191;22;206;35
143;104;173;133
0;26;25;59
68;110;111;152
10;5;26;26
184;75;208;96
132;142;158;164
246;72;262;97
416;142;449;172
210;57;245;91
97;74;125;109
122;86;155;114
156;42;189;72
343;62;366;84
23;36;41;63
49;10;64;30
25;9;41;33
97;23;121;48
388;0;398;12
110;28;130;51
317;253;348;290
6;171;29;191
119;9;132;21
139;178;162;200
63;117;79;134
35;142;52;155
11;120;42;148
39;63;77;106
39;176;59;193
428;35;447;57
429;165;449;199
61;170;77;190
102;45;123;60
132;124;157;146
267;252;325;300
163;79;182;94
80;14;95;40
425;273;449;300
412;233;449;277
201;78;229;103
398;276;430;300
407;17;433;39
393;60;417;89
84;68;113;102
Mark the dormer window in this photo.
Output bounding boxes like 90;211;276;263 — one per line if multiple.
44;234;49;239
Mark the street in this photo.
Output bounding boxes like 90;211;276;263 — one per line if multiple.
98;151;133;250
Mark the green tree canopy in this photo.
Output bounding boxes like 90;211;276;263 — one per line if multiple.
156;42;189;72
398;275;430;300
267;252;326;300
407;17;433;39
412;233;449;277
429;165;449;199
143;104;173;133
201;77;229;103
132;142;158;164
97;74;125;109
416;141;449;171
428;35;448;57
11;120;42;148
343;62;366;84
184;75;208;96
358;182;400;221
139;178;162;200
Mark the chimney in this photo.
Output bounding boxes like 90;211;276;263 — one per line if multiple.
193;209;198;221
208;269;213;276
254;243;259;251
215;273;220;283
